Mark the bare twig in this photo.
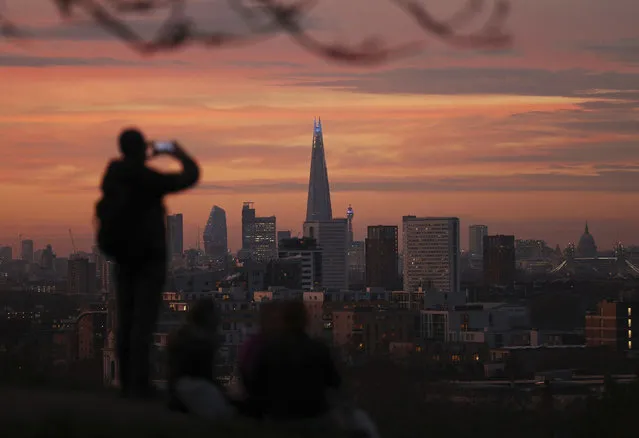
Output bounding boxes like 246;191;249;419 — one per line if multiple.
0;0;513;64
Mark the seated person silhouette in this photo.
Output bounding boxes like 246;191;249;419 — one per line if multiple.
166;299;235;420
238;301;283;398
249;300;341;421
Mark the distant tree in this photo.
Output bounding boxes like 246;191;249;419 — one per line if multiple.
1;0;512;65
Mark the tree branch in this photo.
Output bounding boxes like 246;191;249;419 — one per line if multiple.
0;0;513;64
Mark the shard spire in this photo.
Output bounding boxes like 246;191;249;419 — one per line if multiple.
306;117;333;221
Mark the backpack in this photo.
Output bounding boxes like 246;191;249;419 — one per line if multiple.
95;193;130;260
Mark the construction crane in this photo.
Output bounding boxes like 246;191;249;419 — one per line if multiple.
69;229;77;255
196;226;201;252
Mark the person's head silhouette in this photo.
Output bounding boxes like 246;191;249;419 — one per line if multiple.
281;300;308;335
187;298;219;332
119;128;148;162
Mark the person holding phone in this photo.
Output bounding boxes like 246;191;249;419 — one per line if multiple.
96;128;200;399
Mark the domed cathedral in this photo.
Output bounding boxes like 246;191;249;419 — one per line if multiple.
577;222;598;258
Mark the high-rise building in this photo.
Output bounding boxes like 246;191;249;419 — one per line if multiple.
469;225;488;256
241;202;276;263
515;239;547;261
203;205;228;264
21;239;34;263
253;216;277;263
279;238;322;291
0;246;12;263
54;257;68;277
241;202;256;256
67;256;97;295
41;244;55;270
402;216;460;294
347;241;365;289
166;213;184;256
265;259;302;290
306;118;333;222
483;235;516;287
277;230;292;249
303;219;348;291
365;225;399;290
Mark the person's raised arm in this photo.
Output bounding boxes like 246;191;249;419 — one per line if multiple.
138;142;200;195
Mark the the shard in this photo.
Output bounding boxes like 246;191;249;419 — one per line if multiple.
305;118;333;221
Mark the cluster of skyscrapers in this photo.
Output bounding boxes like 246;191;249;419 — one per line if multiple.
158;117;480;295
0;117;522;296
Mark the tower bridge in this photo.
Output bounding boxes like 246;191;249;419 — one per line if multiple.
549;223;639;279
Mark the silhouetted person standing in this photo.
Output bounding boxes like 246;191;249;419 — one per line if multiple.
96;128;199;398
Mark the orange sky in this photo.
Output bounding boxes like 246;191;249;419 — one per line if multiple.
1;0;639;255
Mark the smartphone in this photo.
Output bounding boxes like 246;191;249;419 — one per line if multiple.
153;141;175;153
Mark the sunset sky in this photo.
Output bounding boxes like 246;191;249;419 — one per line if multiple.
1;0;639;256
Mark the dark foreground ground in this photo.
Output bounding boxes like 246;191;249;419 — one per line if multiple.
2;382;639;438
1;387;348;438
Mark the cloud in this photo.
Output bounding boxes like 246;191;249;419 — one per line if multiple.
473;140;639;164
581;38;639;65
558;120;639;134
285;67;639;97
227;60;304;69
0;54;185;67
190;168;639;194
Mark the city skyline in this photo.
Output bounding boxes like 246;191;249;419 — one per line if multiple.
2;0;639;254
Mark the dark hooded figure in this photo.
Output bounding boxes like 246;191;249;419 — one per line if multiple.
96;128;199;399
250;300;342;420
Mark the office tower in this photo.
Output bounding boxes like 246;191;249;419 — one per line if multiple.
402;216;460;294
277;230;291;249
100;260;115;293
346;205;354;244
41;244;55;270
347;240;365;289
241;202;256;255
241;202;276;263
469;224;488;256
303;219;348;291
67;256;97;294
33;249;44;264
166;213;184;256
54;257;68;277
279;238;322;291
0;245;12;263
252;216;277;263
365;225;399;290
203;205;228;263
21;239;34;263
483;235;516;287
265;258;303;290
306;118;333;222
515;239;546;260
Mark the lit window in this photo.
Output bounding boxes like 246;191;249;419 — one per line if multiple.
629;330;632;338
629;340;633;350
630;319;633;328
629;307;633;317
